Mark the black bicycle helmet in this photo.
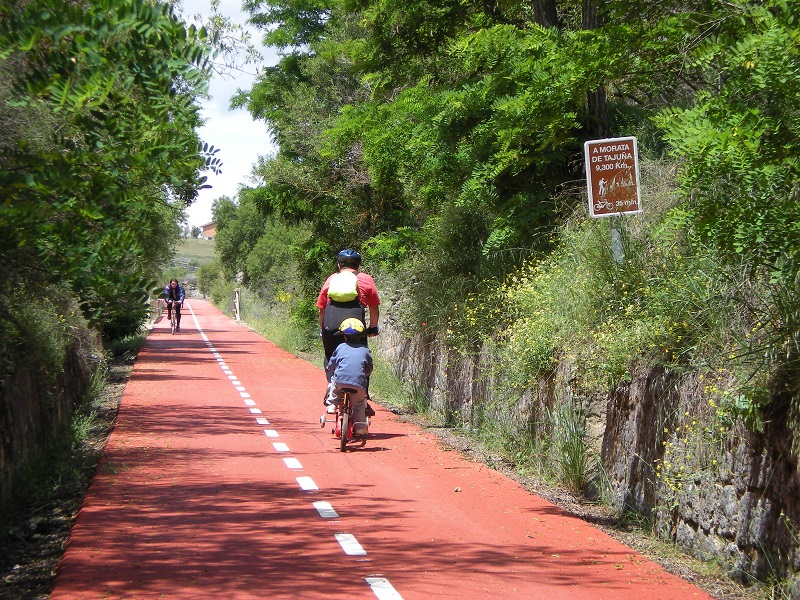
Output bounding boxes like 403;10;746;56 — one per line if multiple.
336;248;362;268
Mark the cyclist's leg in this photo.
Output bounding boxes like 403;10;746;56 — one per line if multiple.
324;380;338;412
365;389;375;416
320;329;339;380
326;383;343;413
175;303;182;329
166;300;172;320
351;387;368;434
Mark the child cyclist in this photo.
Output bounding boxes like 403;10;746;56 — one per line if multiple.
325;318;373;436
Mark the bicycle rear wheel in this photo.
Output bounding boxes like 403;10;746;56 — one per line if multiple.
339;412;349;452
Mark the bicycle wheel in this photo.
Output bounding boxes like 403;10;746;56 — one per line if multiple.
339;412;349;452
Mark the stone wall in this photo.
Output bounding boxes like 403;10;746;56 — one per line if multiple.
375;326;800;594
0;332;97;509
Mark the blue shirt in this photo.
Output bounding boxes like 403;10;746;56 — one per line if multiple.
165;284;185;302
326;341;373;390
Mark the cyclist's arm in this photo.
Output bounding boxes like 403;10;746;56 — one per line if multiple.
316;277;333;330
367;305;379;329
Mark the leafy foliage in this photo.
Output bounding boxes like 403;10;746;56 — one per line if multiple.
213;190;310;312
235;0;656;309
656;0;800;275
0;0;215;338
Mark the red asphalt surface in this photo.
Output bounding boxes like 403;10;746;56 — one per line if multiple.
50;299;712;600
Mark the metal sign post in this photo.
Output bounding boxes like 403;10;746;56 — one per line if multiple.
584;136;642;263
610;220;623;263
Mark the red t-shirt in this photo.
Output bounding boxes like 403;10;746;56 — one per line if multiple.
316;270;380;309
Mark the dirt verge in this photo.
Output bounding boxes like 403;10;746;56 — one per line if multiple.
395;411;761;600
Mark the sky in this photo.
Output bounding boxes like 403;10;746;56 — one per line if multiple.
180;0;279;228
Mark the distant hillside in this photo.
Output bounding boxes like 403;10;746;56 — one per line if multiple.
173;237;216;267
163;238;216;295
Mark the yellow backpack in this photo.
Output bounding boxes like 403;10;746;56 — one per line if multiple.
327;270;359;302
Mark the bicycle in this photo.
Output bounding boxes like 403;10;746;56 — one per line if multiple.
319;387;369;451
166;300;182;335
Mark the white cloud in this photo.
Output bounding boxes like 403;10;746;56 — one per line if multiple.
180;0;280;227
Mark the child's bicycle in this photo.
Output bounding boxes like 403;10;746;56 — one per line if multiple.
319;388;369;452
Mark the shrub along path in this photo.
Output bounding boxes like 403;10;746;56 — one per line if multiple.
50;299;712;599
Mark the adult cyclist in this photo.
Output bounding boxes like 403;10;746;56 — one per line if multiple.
316;249;380;375
164;278;185;332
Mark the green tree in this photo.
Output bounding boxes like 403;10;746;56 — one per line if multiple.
213;192;266;281
655;0;800;273
0;0;218;338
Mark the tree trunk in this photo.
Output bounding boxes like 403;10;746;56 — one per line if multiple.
533;0;559;28
582;0;603;29
583;0;610;138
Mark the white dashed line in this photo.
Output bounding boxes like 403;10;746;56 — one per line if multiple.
188;303;404;600
365;578;404;599
283;457;303;470
297;476;318;491
335;533;367;556
312;501;338;518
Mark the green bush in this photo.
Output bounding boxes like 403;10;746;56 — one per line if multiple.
197;260;224;298
210;278;237;308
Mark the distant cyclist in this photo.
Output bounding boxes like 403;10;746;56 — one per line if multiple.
316;249;380;377
164;278;185;332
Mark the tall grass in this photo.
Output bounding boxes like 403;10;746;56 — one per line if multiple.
236;288;322;361
548;399;589;492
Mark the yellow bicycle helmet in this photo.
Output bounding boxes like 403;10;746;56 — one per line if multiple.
339;318;365;335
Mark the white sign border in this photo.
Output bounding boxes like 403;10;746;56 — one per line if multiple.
584;136;642;219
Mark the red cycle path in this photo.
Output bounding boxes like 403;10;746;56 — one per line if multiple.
50;299;712;600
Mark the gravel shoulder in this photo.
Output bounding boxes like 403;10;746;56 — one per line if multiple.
396;411;759;600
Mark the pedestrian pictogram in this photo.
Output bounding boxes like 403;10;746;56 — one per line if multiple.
584;136;642;218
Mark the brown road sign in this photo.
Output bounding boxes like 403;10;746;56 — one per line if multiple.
584;136;642;218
